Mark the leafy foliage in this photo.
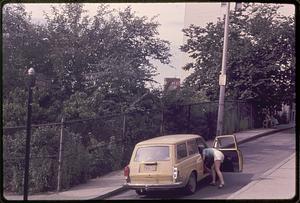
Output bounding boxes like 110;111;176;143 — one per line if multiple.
3;126;89;193
3;3;172;193
3;3;287;194
3;3;171;125
181;3;295;111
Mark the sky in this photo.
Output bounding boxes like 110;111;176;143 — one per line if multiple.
22;3;295;88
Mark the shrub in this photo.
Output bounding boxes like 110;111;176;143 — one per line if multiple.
3;130;26;193
3;126;90;193
59;129;89;189
29;127;60;192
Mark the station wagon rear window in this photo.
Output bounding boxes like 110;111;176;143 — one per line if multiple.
134;146;170;162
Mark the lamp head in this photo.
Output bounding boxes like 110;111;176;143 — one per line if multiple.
28;68;35;76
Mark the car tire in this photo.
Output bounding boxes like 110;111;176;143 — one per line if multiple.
135;189;147;195
184;172;197;194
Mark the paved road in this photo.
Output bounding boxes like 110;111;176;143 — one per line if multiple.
107;128;295;200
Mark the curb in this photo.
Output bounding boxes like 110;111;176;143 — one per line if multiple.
227;153;295;199
237;126;294;145
261;153;295;178
93;185;128;200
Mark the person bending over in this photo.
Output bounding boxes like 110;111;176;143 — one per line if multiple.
202;147;225;189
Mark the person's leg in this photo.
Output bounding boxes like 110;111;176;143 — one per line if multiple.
211;164;216;184
214;160;225;185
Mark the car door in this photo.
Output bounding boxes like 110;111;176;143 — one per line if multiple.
186;139;202;179
174;142;189;183
213;135;243;172
195;137;211;177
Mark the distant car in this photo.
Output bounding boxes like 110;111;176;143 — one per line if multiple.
124;134;243;195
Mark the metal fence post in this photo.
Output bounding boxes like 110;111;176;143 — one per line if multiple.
122;113;126;154
187;105;191;132
160;108;164;135
122;113;126;139
237;101;240;132
250;103;253;129
57;117;64;192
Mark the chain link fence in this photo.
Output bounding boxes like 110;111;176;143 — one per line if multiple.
164;100;256;140
3;100;257;194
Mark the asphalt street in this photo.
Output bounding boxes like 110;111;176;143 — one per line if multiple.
107;128;295;200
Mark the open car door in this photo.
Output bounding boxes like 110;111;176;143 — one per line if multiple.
213;135;243;172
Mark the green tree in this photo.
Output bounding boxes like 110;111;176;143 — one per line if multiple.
42;3;171;118
3;4;32;94
85;5;171;115
3;3;171;125
181;3;295;112
3;3;172;192
3;4;58;125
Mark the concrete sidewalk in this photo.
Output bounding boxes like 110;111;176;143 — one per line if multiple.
3;124;295;200
227;153;296;199
3;170;126;200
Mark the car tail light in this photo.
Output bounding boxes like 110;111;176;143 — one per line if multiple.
124;165;130;178
173;167;179;180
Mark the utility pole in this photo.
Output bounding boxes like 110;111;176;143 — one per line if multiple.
216;2;230;136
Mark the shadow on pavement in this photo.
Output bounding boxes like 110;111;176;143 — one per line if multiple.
134;173;254;199
135;176;212;199
185;173;254;199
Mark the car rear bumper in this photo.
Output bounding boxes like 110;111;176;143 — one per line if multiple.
124;182;185;190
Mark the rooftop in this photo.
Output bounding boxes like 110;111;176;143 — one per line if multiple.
136;134;202;145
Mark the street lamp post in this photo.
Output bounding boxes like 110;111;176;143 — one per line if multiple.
23;68;35;200
216;2;230;136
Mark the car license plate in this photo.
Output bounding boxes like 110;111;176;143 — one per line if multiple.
144;165;157;171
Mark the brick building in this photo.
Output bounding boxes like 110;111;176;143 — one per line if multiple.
164;78;180;91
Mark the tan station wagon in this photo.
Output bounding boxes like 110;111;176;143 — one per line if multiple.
124;134;243;195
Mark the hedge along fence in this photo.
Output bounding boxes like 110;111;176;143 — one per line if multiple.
3;125;128;194
3;100;256;194
222;101;254;134
2;110;162;194
163;100;256;140
3;126;89;194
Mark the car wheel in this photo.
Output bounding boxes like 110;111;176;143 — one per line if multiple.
135;189;147;195
185;172;197;194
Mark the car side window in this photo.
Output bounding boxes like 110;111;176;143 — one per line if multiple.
214;136;237;149
196;138;207;155
177;143;187;160
187;140;198;155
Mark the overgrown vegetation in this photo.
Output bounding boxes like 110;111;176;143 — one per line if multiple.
181;3;295;114
3;3;294;194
